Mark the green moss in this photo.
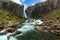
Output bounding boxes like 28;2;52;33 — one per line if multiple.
51;9;60;18
0;9;26;24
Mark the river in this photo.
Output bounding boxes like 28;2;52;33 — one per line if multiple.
0;19;60;40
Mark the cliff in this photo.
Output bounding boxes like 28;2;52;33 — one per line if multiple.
25;0;60;18
0;0;26;33
0;1;24;17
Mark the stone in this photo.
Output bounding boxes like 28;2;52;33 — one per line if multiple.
14;22;20;26
15;31;22;34
0;26;4;31
7;28;15;33
35;26;43;32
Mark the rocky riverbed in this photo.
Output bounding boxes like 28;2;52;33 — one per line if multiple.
0;21;21;34
40;18;60;35
0;19;44;40
0;19;59;40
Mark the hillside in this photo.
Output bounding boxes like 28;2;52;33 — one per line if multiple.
25;0;60;19
0;1;24;17
25;0;60;35
0;1;26;33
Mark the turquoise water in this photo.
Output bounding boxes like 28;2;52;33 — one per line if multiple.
16;30;60;40
0;19;60;40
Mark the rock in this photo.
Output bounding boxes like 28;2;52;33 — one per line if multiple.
0;26;4;31
7;22;16;28
14;22;20;26
0;29;7;35
35;26;43;32
0;31;7;35
47;24;60;35
15;31;22;34
7;28;16;33
53;24;60;29
7;22;14;27
44;20;54;26
25;0;60;18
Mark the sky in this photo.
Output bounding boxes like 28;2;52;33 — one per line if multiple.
24;0;46;6
11;0;46;6
11;0;46;10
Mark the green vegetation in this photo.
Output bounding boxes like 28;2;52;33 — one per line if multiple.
51;9;60;18
0;9;26;24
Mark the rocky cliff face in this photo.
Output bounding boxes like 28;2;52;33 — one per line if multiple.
25;0;60;18
0;0;10;2
0;1;24;17
0;1;26;33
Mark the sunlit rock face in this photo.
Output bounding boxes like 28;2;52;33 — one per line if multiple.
0;1;24;17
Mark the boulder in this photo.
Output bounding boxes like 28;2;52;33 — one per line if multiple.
7;28;16;33
35;26;43;32
15;31;22;34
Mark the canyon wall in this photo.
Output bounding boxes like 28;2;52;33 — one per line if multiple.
0;0;24;17
25;0;60;18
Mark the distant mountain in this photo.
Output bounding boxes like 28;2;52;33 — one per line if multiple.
25;0;60;18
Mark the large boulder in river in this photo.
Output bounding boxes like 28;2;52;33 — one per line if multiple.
35;26;43;32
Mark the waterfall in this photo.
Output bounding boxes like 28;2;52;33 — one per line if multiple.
23;5;27;18
20;0;27;18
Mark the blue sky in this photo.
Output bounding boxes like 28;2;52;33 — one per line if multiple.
11;0;46;10
24;0;46;6
11;0;46;6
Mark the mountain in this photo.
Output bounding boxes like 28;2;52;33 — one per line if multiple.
0;0;24;17
0;0;10;2
25;0;60;18
0;0;26;32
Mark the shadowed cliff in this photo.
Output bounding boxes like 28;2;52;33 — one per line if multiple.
0;1;24;17
25;0;60;18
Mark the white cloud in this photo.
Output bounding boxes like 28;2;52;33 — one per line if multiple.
11;0;26;5
32;3;35;6
11;0;22;5
10;0;46;10
40;0;46;2
31;0;46;6
24;4;27;10
11;0;27;10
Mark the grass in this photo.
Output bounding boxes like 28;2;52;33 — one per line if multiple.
51;9;60;19
0;9;26;24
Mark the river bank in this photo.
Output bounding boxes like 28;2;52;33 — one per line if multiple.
0;19;43;40
0;18;60;40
